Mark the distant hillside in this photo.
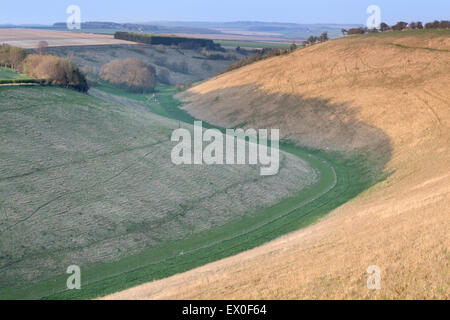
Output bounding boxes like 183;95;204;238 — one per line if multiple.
52;21;219;35
147;21;362;39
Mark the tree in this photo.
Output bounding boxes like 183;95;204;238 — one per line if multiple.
408;22;417;30
380;22;390;32
157;68;171;84
0;44;26;69
289;42;297;52
22;54;88;92
37;41;49;55
417;21;424;29
9;46;27;70
319;32;329;42
100;58;156;93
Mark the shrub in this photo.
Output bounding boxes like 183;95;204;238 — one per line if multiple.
157;68;171;85
0;44;27;69
348;28;365;35
289;42;297;52
392;21;408;31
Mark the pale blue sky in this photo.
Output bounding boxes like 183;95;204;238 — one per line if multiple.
1;0;449;25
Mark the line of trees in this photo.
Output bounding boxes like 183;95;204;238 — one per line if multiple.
304;32;329;46
0;44;26;69
342;19;450;35
0;43;88;92
114;32;223;51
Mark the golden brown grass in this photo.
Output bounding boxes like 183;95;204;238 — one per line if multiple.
103;31;450;300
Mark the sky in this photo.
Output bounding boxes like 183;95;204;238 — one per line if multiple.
1;0;449;25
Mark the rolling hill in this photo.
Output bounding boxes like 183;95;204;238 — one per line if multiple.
104;30;450;299
0;86;318;299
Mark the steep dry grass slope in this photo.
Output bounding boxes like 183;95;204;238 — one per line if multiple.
105;30;450;299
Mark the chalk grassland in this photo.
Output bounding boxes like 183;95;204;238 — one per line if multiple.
0;86;318;299
0;28;133;48
105;30;450;299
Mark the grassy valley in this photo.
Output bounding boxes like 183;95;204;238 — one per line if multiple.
104;29;450;299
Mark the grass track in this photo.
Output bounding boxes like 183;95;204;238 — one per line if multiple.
0;86;374;299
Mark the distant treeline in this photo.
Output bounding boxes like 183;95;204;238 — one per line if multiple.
343;20;450;35
114;32;223;51
0;44;88;92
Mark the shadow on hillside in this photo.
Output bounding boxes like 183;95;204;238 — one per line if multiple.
182;83;394;184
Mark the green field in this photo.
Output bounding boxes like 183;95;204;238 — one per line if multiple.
0;68;35;84
0;85;376;299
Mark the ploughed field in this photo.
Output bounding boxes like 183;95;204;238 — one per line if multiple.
0;86;317;298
